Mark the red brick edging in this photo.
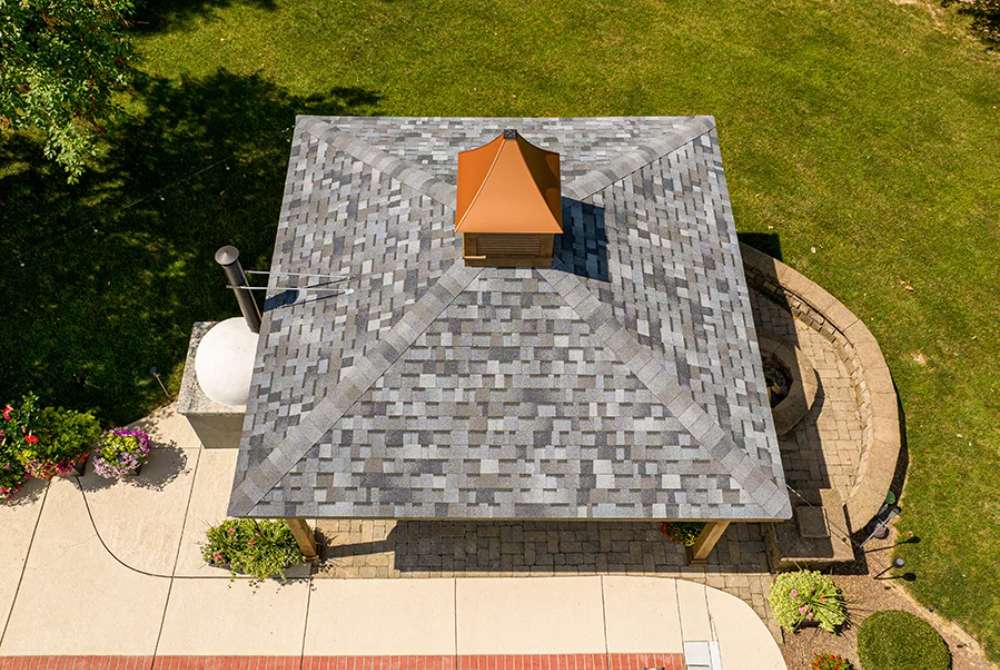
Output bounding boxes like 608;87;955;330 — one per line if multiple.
0;655;685;670
0;653;684;670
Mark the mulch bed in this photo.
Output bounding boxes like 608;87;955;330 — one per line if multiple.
779;529;992;670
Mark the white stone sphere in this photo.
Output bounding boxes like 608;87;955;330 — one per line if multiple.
194;317;259;406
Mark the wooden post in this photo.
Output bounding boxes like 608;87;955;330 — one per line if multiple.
285;518;318;562
687;521;731;564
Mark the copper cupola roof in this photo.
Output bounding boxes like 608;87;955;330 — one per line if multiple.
455;129;563;234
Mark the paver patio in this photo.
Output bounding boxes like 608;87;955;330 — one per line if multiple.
0;405;784;668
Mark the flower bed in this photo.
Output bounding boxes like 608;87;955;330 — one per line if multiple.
768;570;847;633
92;428;152;478
857;610;950;670
15;398;100;479
202;518;305;580
2;394;106;497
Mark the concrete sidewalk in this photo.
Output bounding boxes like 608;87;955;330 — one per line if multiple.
0;405;784;669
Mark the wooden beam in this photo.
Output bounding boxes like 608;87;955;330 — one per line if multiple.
687;521;731;564
285;518;318;562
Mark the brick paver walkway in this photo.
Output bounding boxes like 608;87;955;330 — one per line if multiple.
749;290;864;502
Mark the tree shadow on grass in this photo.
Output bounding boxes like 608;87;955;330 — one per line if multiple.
942;0;1000;50
0;70;381;426
131;0;276;34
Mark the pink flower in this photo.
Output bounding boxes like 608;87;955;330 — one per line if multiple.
24;433;38;445
2;405;12;421
212;551;224;564
799;605;808;614
790;588;798;598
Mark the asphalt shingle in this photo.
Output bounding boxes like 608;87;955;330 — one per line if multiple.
228;116;790;522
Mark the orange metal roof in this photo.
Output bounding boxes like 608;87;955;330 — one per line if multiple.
455;130;563;234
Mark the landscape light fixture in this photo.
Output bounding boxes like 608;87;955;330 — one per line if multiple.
874;557;906;580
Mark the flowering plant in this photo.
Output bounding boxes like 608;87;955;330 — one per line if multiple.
0;443;27;500
16;404;101;479
811;653;853;670
202;519;305;580
659;521;705;547
1;395;39;498
92;428;152;478
769;570;847;633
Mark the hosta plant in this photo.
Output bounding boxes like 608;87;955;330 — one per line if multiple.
92;428;152;478
202;519;305;580
769;570;847;633
17;405;101;479
811;653;853;670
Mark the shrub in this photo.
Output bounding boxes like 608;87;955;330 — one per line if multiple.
858;610;950;670
202;519;305;580
769;570;847;633
811;653;853;670
92;428;152;478
660;521;705;546
17;405;101;478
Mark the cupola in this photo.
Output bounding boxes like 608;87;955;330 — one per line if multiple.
455;129;562;267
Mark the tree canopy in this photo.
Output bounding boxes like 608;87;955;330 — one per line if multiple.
0;0;135;181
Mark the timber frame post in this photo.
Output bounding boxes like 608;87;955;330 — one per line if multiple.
285;518;319;562
687;521;731;564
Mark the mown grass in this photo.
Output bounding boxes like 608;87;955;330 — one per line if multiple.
2;0;997;658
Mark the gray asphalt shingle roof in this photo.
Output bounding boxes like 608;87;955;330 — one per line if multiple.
227;116;791;522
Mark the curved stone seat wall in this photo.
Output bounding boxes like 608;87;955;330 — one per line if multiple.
740;244;901;531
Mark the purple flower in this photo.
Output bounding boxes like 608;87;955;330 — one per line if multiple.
92;428;153;478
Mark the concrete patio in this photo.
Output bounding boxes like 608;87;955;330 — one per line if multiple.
0;405;784;668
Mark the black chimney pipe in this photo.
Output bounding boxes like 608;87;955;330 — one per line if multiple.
215;245;262;333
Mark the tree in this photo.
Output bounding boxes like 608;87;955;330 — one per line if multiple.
0;0;135;181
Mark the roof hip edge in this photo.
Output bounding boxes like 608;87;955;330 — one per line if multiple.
227;261;484;517
536;266;790;519
303;121;457;207
562;116;716;201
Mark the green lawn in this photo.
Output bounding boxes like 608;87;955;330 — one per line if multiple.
2;0;997;659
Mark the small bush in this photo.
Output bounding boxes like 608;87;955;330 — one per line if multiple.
858;610;950;670
769;570;846;633
660;521;705;546
202;519;305;580
811;653;853;670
